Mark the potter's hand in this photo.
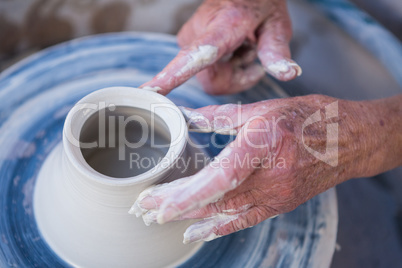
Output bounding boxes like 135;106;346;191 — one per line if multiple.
140;0;301;95
130;95;402;243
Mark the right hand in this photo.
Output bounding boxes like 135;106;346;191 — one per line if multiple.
131;94;402;243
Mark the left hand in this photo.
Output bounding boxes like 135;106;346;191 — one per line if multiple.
140;0;301;95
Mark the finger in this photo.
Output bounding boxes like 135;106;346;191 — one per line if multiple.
139;184;260;225
133;175;257;226
229;42;258;67
196;43;263;95
130;103;278;216
256;1;302;81
178;100;285;134
138;200;247;226
138;177;280;226
183;213;240;244
196;62;265;95
140;40;219;95
128;177;191;216
140;25;248;95
232;63;265;93
140;1;269;95
155;118;272;224
179;170;283;221
180;194;254;220
183;206;277;244
141;190;255;225
179;104;245;134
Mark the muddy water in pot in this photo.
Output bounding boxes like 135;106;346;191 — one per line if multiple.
80;107;171;178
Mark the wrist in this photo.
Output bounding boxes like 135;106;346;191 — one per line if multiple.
346;95;402;178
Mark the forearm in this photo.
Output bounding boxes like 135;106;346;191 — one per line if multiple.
347;94;402;179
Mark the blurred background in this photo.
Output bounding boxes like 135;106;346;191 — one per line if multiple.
0;0;401;70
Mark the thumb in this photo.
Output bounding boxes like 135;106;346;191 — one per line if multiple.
178;100;285;134
155;118;273;224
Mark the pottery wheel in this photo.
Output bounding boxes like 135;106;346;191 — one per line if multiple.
0;33;337;267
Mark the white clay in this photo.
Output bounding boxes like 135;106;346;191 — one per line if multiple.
33;87;205;268
266;57;302;76
179;106;238;135
157;72;167;79
266;59;302;77
176;45;218;76
183;213;239;244
183;203;253;244
141;85;162;92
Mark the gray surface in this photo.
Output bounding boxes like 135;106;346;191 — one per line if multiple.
332;168;402;268
285;1;402;267
286;0;401;100
349;0;402;41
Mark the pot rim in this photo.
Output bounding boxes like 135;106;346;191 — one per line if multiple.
62;86;188;186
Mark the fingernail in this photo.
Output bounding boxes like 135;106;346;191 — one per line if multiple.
265;59;302;79
294;63;302;76
128;201;143;217
140;86;162;92
139;196;158;210
129;188;158;217
142;210;158;226
157;204;181;224
129;187;156;216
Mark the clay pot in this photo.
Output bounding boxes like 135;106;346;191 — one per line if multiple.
34;87;203;267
